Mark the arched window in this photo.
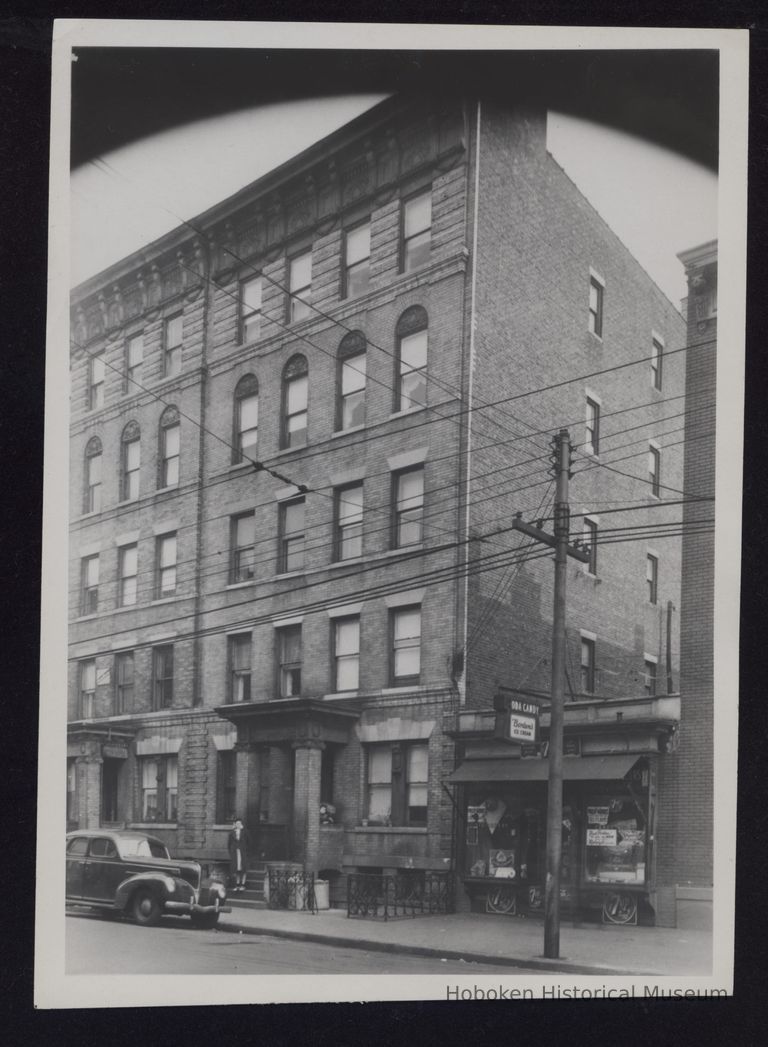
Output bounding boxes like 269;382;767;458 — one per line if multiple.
281;354;308;449
395;306;428;412
83;436;102;514
233;374;259;463
337;331;367;431
120;421;141;502
158;405;180;489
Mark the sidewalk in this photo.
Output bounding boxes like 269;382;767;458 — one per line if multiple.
215;905;712;976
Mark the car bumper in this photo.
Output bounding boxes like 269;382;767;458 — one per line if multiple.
165;900;232;915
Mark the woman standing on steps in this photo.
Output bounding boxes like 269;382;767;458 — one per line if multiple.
228;818;250;892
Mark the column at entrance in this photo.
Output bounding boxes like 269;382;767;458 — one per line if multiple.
291;741;324;869
234;743;262;832
76;755;103;829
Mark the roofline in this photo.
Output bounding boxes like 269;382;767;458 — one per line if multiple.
71;92;406;301
677;239;718;269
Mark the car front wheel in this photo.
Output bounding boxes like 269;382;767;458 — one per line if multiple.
132;887;162;927
191;911;220;930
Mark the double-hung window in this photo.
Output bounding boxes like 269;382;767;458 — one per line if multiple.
159;411;180;488
277;624;302;697
339;350;366;430
644;658;658;697
333;616;360;692
114;651;134;714
125;333;143;392
233;375;259;463
647;553;659;605
121;423;141;501
391;606;421;685
229;633;252;703
583;517;598;576
344;222;371;298
397;329;428;411
152;645;174;710
585;396;600;456
83;438;102;514
156;533;177;598
240;275;262;343
651;336;664;390
282;355;308;448
231;512;255;583
648;444;661;498
118;543;138;607
580;637;596;694
279;499;305;573
402;190;431;273
588;276;604;337
79;659;96;719
88;353;105;410
366;742;428;826
288;251;312;323
164;314;183;377
393;467;424;548
140;755;178;822
80;554;99;615
335;483;363;561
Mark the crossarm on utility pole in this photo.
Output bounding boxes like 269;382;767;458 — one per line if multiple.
512;517;591;563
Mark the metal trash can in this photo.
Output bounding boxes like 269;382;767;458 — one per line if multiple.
314;880;330;910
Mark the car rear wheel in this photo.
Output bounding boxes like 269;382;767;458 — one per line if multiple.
132;888;162;927
191;911;220;930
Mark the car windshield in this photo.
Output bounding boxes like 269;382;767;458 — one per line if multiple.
117;836;170;859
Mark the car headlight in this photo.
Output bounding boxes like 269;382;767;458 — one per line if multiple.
162;876;176;892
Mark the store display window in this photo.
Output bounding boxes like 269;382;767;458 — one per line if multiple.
583;794;647;885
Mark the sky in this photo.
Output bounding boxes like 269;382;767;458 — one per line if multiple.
70;94;718;307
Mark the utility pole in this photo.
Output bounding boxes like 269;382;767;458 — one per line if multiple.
512;429;588;959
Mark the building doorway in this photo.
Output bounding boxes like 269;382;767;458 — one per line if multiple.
101;758;122;824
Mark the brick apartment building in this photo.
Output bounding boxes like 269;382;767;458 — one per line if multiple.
68;94;689;921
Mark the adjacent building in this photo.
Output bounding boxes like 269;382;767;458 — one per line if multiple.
68;94;688;920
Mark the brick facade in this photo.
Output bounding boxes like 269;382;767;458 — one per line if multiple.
68;95;692;915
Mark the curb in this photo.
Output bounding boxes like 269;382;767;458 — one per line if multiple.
215;918;654;977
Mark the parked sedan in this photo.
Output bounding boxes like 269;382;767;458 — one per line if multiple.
66;830;230;928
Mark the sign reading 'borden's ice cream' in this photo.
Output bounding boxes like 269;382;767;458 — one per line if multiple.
501;712;537;742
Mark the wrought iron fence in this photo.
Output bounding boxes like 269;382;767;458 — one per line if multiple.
267;869;317;914
347;872;454;920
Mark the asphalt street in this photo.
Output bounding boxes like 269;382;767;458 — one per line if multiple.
66;911;540;975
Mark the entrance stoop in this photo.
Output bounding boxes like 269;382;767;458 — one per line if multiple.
227;864;268;909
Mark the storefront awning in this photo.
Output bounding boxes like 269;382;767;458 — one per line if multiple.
447;754;640;784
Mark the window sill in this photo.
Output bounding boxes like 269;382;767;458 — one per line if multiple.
274;569;306;581
226;580;255;590
228;460;255;473
75;612;100;622
155;485;180;495
353;826;427;834
329;555;364;569
112;603;139;614
388;406;427;422
381;684;421;695
117;497;139;508
323;691;359;701
378;544;424;559
271;444;308;459
77;511;102;522
151;595;181;605
330;424;365;439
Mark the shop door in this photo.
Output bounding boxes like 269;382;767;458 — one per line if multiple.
101;758;121;824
